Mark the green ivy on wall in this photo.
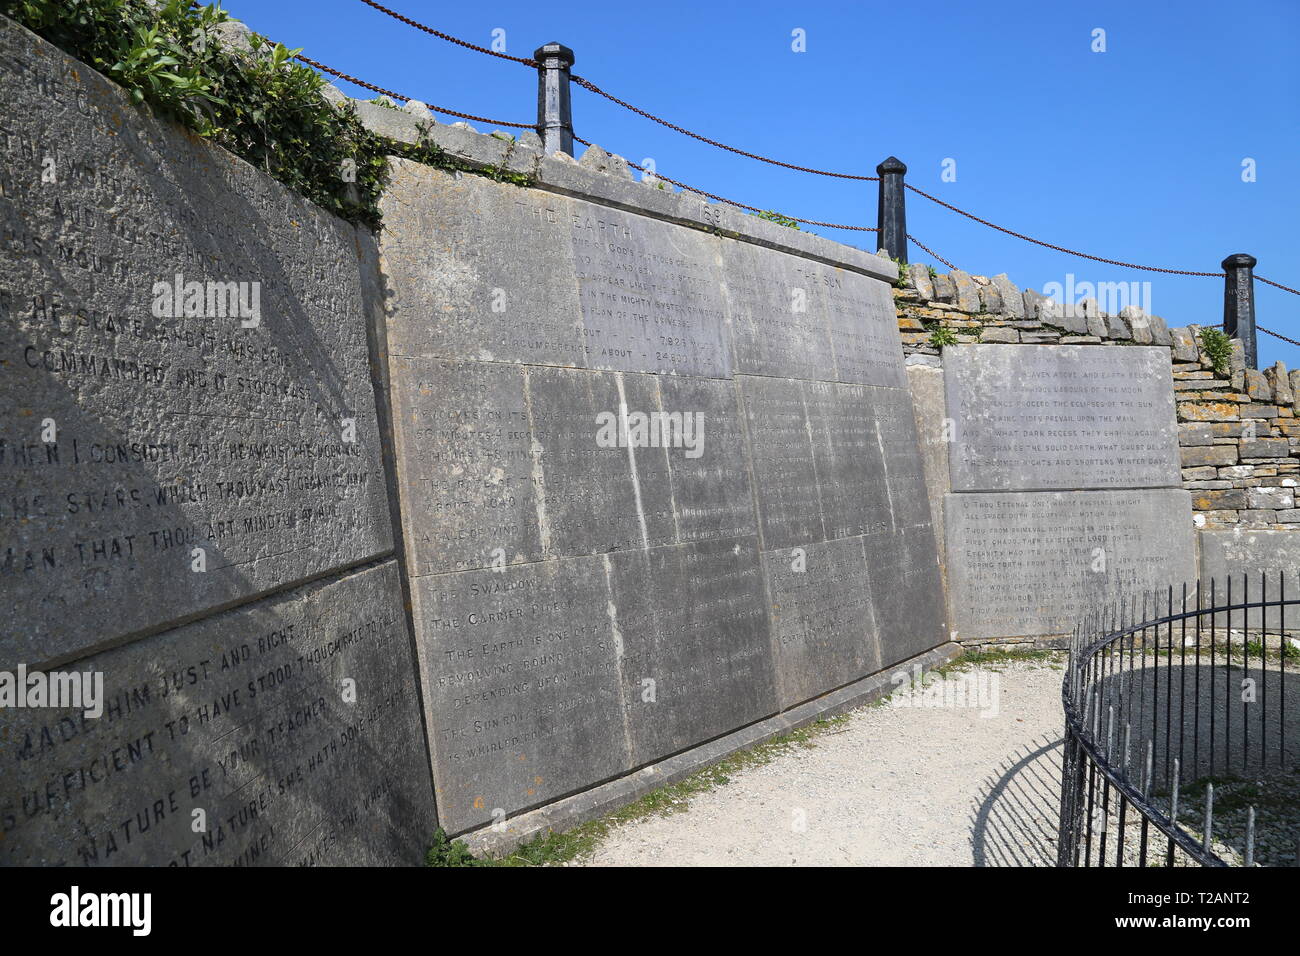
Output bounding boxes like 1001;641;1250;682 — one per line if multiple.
2;0;394;227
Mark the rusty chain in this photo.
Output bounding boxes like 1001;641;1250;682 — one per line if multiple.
903;183;1222;277
315;5;1300;304
570;75;879;182
1261;326;1300;347
293;54;533;128
350;1;880;180
906;235;954;270
356;0;537;65
1258;276;1300;296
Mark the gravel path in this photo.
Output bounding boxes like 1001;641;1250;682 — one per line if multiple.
577;656;1067;866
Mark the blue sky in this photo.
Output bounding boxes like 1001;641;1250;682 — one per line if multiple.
229;0;1300;366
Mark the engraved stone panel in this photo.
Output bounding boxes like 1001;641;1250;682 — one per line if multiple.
379;162;731;378
573;204;730;378
721;243;904;386
410;556;626;834
0;17;392;667
945;345;1181;492
804;383;884;540
1199;529;1300;630
824;273;908;388
656;375;756;543
608;536;778;763
387;357;540;575
872;386;937;532
764;536;880;709
864;522;948;666
944;490;1196;640
524;366;676;556
721;242;836;382
905;363;951;584
379;160;585;367
0;560;435;866
739;375;824;551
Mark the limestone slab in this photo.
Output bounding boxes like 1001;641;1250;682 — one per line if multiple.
721;242;904;386
608;536;779;764
410;555;627;834
864;522;949;666
738;375;825;551
1199;529;1300;630
944;490;1196;640
655;376;757;543
387;357;541;574
764;536;880;709
379;161;586;368
379;163;732;378
0;560;435;866
0;16;392;667
523;366;676;556
944;345;1181;492
572;204;730;378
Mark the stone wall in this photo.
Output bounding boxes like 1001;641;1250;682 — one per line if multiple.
0;15;436;865
371;143;948;837
895;268;1300;529
5;8;1290;862
2;12;957;860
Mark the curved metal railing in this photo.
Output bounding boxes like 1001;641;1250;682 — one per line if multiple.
1058;575;1300;867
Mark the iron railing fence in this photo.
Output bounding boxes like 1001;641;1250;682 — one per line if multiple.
1058;574;1300;867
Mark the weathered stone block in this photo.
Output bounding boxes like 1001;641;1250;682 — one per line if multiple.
609;537;779;764
1180;445;1239;467
1245;368;1273;402
1240;437;1291;458
739;375;825;550
1199;529;1300;629
1246;487;1295;509
909;263;936;301
1170;327;1199;362
764;536;879;709
949;270;982;312
1;560;435;865
387;358;542;574
991;275;1024;318
945;346;1181;491
1;16;393;668
944;490;1196;640
410;554;627;834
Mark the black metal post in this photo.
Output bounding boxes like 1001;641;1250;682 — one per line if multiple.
1222;253;1258;370
533;42;575;156
876;156;907;264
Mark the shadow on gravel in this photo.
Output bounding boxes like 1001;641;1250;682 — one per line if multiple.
970;734;1063;867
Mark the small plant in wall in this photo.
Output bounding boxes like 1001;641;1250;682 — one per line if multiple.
892;257;908;288
926;323;959;349
1199;326;1233;378
753;210;801;230
424;828;484;867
